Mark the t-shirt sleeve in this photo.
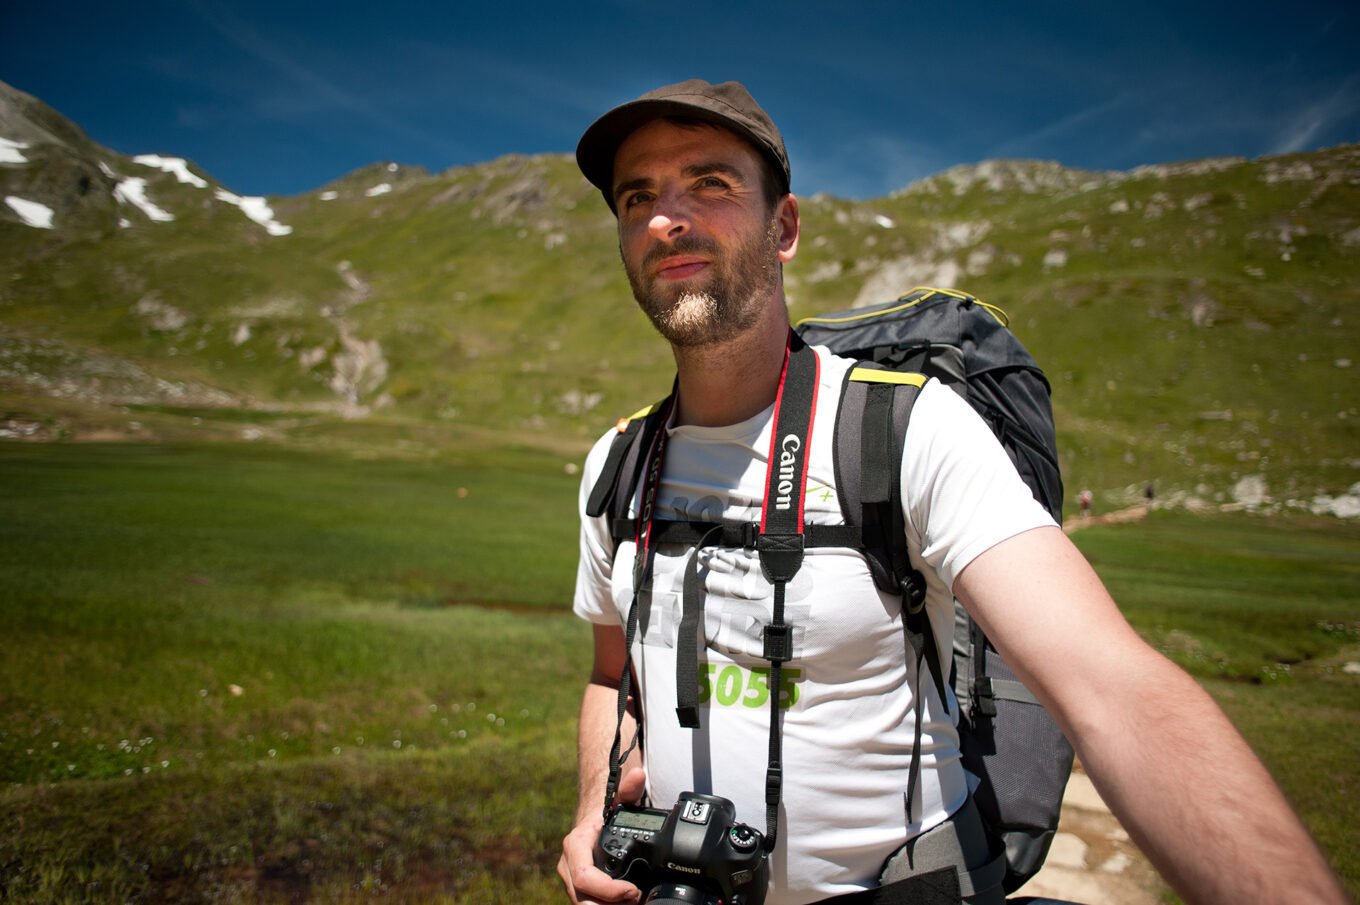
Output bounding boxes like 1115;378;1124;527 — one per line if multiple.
573;429;624;625
901;380;1057;592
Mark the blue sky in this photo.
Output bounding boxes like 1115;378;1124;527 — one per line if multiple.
3;1;1357;200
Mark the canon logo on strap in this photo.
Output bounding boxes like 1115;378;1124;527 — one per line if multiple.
774;434;801;511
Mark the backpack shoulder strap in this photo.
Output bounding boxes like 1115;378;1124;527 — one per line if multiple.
833;363;926;601
585;399;669;543
834;362;949;818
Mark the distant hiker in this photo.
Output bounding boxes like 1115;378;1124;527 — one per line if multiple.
558;79;1348;905
1144;482;1156;505
1079;488;1093;518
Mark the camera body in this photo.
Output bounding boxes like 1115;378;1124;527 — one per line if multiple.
594;792;768;904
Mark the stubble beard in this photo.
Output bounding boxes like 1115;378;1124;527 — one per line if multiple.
625;216;781;349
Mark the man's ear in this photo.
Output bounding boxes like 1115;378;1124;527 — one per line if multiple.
776;194;800;264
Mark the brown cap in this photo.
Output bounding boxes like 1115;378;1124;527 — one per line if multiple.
576;79;790;212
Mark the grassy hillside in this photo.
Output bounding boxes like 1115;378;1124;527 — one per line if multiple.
1;80;1358;520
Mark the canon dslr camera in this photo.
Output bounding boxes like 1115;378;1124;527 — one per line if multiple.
594;791;768;904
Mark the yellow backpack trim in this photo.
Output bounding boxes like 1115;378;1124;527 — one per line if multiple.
615;400;665;433
848;368;927;387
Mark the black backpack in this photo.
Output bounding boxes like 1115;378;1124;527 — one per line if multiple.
588;287;1073;894
796;286;1072;892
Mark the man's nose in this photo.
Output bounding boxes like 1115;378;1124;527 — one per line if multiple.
647;196;691;242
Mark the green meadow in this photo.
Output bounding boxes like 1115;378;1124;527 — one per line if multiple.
1;443;1357;903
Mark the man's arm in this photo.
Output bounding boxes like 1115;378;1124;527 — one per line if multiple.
953;525;1348;905
557;622;646;905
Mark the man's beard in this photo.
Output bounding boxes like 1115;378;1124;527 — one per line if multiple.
624;216;781;348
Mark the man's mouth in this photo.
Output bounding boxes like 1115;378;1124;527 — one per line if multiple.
656;256;709;281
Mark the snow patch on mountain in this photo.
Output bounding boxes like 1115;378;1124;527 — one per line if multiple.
103;155;292;235
0;137;29;164
114;177;175;222
133;154;208;188
5;196;54;229
213;189;292;236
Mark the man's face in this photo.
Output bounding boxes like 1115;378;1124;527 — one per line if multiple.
611;119;794;348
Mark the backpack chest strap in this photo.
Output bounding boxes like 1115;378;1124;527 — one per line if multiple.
610;517;862;551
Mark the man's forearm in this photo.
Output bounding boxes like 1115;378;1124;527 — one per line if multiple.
575;678;640;823
956;528;1348;905
1072;648;1347;905
559;669;646;904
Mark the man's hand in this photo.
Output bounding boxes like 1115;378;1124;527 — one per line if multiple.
557;767;647;904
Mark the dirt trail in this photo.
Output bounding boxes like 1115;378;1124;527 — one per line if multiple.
1013;506;1168;901
1063;504;1151;534
1012;766;1164;903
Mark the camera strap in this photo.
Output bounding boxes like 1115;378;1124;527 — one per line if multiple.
752;331;818;850
603;332;821;854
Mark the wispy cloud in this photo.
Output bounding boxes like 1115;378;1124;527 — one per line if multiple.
985;93;1140;163
1272;73;1360;154
183;0;471;156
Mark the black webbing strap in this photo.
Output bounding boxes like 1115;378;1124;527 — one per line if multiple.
675;524;724;729
610;517;861;550
903;618;932;821
970;620;996;717
860;382;895;504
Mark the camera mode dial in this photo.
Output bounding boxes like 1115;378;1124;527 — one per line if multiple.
728;825;759;852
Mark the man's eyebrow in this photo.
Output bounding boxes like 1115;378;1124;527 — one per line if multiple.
612;162;750;203
612;176;653;203
683;162;746;182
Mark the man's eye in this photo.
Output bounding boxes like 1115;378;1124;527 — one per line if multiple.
623;192;653;209
698;177;727;189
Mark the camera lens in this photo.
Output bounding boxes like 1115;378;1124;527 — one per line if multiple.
645;882;713;904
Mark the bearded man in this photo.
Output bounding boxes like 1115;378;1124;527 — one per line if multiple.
557;79;1347;905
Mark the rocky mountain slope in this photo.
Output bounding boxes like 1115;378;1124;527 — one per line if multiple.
2;79;1357;517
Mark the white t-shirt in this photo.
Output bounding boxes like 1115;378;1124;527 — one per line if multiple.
573;346;1054;904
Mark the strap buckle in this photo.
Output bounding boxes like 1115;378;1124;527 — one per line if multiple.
900;569;928;615
765;766;783;806
721;520;759;549
762;623;793;663
972;677;998;717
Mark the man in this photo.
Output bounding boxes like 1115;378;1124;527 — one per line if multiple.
557;79;1347;905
